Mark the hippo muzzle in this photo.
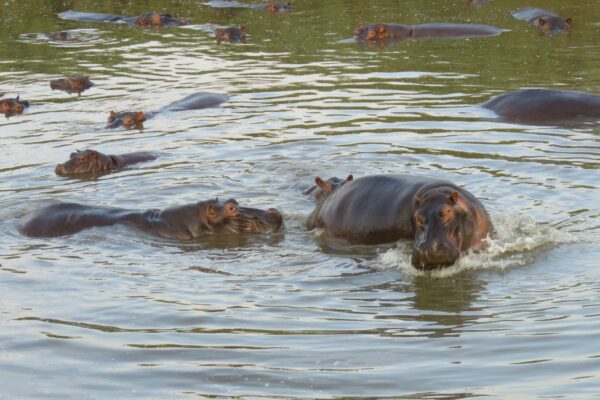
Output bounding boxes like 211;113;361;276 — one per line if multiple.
236;206;283;234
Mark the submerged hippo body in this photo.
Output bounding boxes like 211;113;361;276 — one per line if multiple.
0;95;29;116
307;175;493;269
22;199;283;239
512;8;572;33
58;10;190;27
482;89;600;123
50;76;94;95
55;149;157;178
106;92;229;128
355;22;504;43
203;1;293;12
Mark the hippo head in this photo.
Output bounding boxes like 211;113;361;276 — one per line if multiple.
135;12;165;26
107;111;146;129
535;16;572;34
264;2;294;13
73;76;94;92
411;187;479;269
205;199;283;235
215;26;247;43
305;175;353;203
355;22;391;41
49;31;70;41
0;96;29;116
235;205;284;234
55;149;117;177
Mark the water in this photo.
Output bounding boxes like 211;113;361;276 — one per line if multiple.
1;0;599;398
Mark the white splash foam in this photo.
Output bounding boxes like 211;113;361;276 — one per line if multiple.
378;213;573;278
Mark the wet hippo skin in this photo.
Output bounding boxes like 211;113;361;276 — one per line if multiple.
203;1;293;13
0;95;29;116
50;76;94;95
355;22;505;43
482;89;600;123
106;92;229;129
512;8;572;34
55;149;158;178
215;26;247;43
306;175;493;269
58;10;191;27
21;199;283;239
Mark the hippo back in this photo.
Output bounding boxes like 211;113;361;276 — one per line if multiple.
161;92;229;112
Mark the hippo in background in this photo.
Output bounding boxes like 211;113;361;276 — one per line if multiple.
48;31;70;41
106;92;229;129
55;149;158;178
482;89;600;124
203;1;293;13
306;175;493;270
50;76;94;95
0;95;29;116
354;22;505;45
58;10;191;27
512;8;572;34
215;26;247;43
21;199;283;239
304;175;354;204
465;0;492;5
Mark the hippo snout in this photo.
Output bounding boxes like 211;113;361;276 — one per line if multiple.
412;240;460;270
55;163;67;176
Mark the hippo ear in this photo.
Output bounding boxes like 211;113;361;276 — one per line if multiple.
537;18;546;27
345;174;353;182
315;177;325;187
240;26;246;33
377;24;386;33
449;191;460;205
565;17;572;26
216;28;222;34
415;196;422;206
207;203;217;219
358;21;365;29
135;112;145;121
90;150;97;159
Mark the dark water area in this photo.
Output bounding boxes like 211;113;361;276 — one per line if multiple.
1;0;600;398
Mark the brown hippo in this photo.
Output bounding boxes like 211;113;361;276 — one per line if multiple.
106;92;229;129
57;10;191;27
0;95;29;116
21;199;283;239
215;26;247;43
48;31;70;41
304;175;354;204
55;149;157;178
203;1;293;13
50;76;94;95
482;89;600;123
354;22;505;43
306;175;493;270
512;8;572;34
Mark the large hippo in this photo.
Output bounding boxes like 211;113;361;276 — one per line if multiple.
512;8;572;34
106;92;229;129
21;199;283;239
55;149;157;178
0;95;29;116
482;89;600;123
58;10;191;27
306;175;493;269
355;22;504;43
203;1;293;13
215;26;247;43
50;75;94;95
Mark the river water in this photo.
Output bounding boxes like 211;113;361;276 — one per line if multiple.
1;0;599;398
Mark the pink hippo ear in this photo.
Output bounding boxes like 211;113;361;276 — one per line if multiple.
449;191;460;205
565;17;573;27
377;24;386;34
537;18;546;27
207;203;217;219
315;177;325;187
345;175;354;182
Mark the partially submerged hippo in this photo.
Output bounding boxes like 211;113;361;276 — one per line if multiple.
203;1;293;13
355;22;505;44
106;92;229;129
0;95;29;116
512;8;572;34
21;199;283;239
50;76;94;95
48;31;70;41
215;26;247;43
482;89;600;123
307;175;493;269
58;10;191;27
304;175;354;204
55;149;157;178
465;0;492;5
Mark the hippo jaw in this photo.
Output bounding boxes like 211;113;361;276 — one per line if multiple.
235;206;283;234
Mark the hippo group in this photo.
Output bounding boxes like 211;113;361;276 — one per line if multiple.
7;1;584;270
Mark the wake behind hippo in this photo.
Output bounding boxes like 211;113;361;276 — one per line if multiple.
355;22;505;44
306;175;493;270
22;199;283;239
107;92;229;129
482;89;600;123
58;10;191;27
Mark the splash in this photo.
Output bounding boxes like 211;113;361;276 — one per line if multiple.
378;213;573;278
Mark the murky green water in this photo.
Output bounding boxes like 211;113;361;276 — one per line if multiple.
1;0;599;398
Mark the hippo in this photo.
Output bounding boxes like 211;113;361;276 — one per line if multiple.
306;175;493;269
465;0;492;5
106;92;229;129
57;10;191;27
215;26;247;43
354;22;505;44
203;1;293;13
304;175;354;204
512;8;572;34
55;149;158;178
0;95;29;116
482;89;600;123
50;76;94;95
21;199;283;239
48;31;70;41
